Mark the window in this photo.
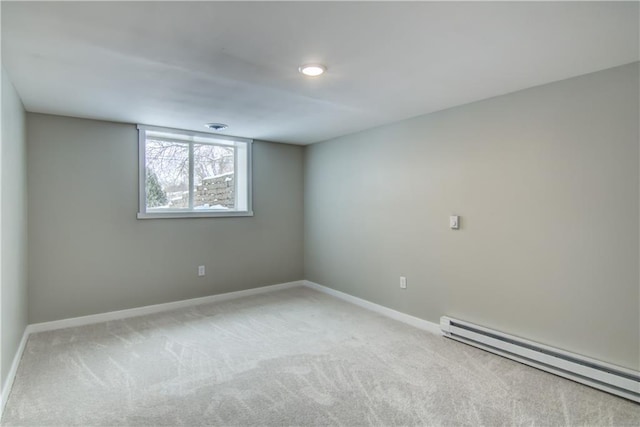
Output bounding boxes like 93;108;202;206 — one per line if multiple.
138;125;252;218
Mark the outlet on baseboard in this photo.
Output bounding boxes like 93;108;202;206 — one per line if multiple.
400;276;407;289
198;265;205;276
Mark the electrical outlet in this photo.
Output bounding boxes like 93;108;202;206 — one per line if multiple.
400;276;407;289
198;265;205;276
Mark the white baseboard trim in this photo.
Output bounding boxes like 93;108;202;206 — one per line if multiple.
1;280;304;419
2;279;439;418
1;328;29;416
28;280;304;334
302;280;441;335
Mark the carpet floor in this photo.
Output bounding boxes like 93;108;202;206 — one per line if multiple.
2;287;639;426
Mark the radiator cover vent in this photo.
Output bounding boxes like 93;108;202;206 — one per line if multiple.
440;316;639;402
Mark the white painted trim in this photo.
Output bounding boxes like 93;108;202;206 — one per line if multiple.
137;124;253;219
136;210;254;219
303;280;441;335
1;280;303;418
1;328;29;416
137;122;146;216
28;281;303;334
3;279;441;417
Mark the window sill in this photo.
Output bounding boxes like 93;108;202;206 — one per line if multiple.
137;211;254;219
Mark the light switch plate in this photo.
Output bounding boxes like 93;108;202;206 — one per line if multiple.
449;215;460;229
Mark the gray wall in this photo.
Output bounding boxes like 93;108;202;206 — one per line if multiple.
1;69;28;388
28;114;304;323
304;63;640;370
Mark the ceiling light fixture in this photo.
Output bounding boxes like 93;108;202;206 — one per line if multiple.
298;64;326;77
205;123;228;131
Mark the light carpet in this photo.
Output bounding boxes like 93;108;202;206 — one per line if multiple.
2;287;639;426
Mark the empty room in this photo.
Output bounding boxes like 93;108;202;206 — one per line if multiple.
1;1;639;425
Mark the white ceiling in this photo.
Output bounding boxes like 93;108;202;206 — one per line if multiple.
2;1;638;145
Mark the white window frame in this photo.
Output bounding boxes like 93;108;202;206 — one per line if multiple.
137;124;253;219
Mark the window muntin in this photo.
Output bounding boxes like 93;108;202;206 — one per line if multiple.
138;125;252;218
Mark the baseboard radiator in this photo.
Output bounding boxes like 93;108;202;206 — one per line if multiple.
440;316;640;402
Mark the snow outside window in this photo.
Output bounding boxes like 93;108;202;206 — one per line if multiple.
137;125;252;219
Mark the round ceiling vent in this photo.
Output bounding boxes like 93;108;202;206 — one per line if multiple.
205;123;228;131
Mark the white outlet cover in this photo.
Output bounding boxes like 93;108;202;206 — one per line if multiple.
400;276;407;289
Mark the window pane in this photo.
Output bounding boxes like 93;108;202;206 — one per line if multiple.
193;143;235;210
138;125;252;218
145;140;189;210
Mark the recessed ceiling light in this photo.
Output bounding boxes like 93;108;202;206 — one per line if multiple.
205;123;228;131
298;64;326;77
